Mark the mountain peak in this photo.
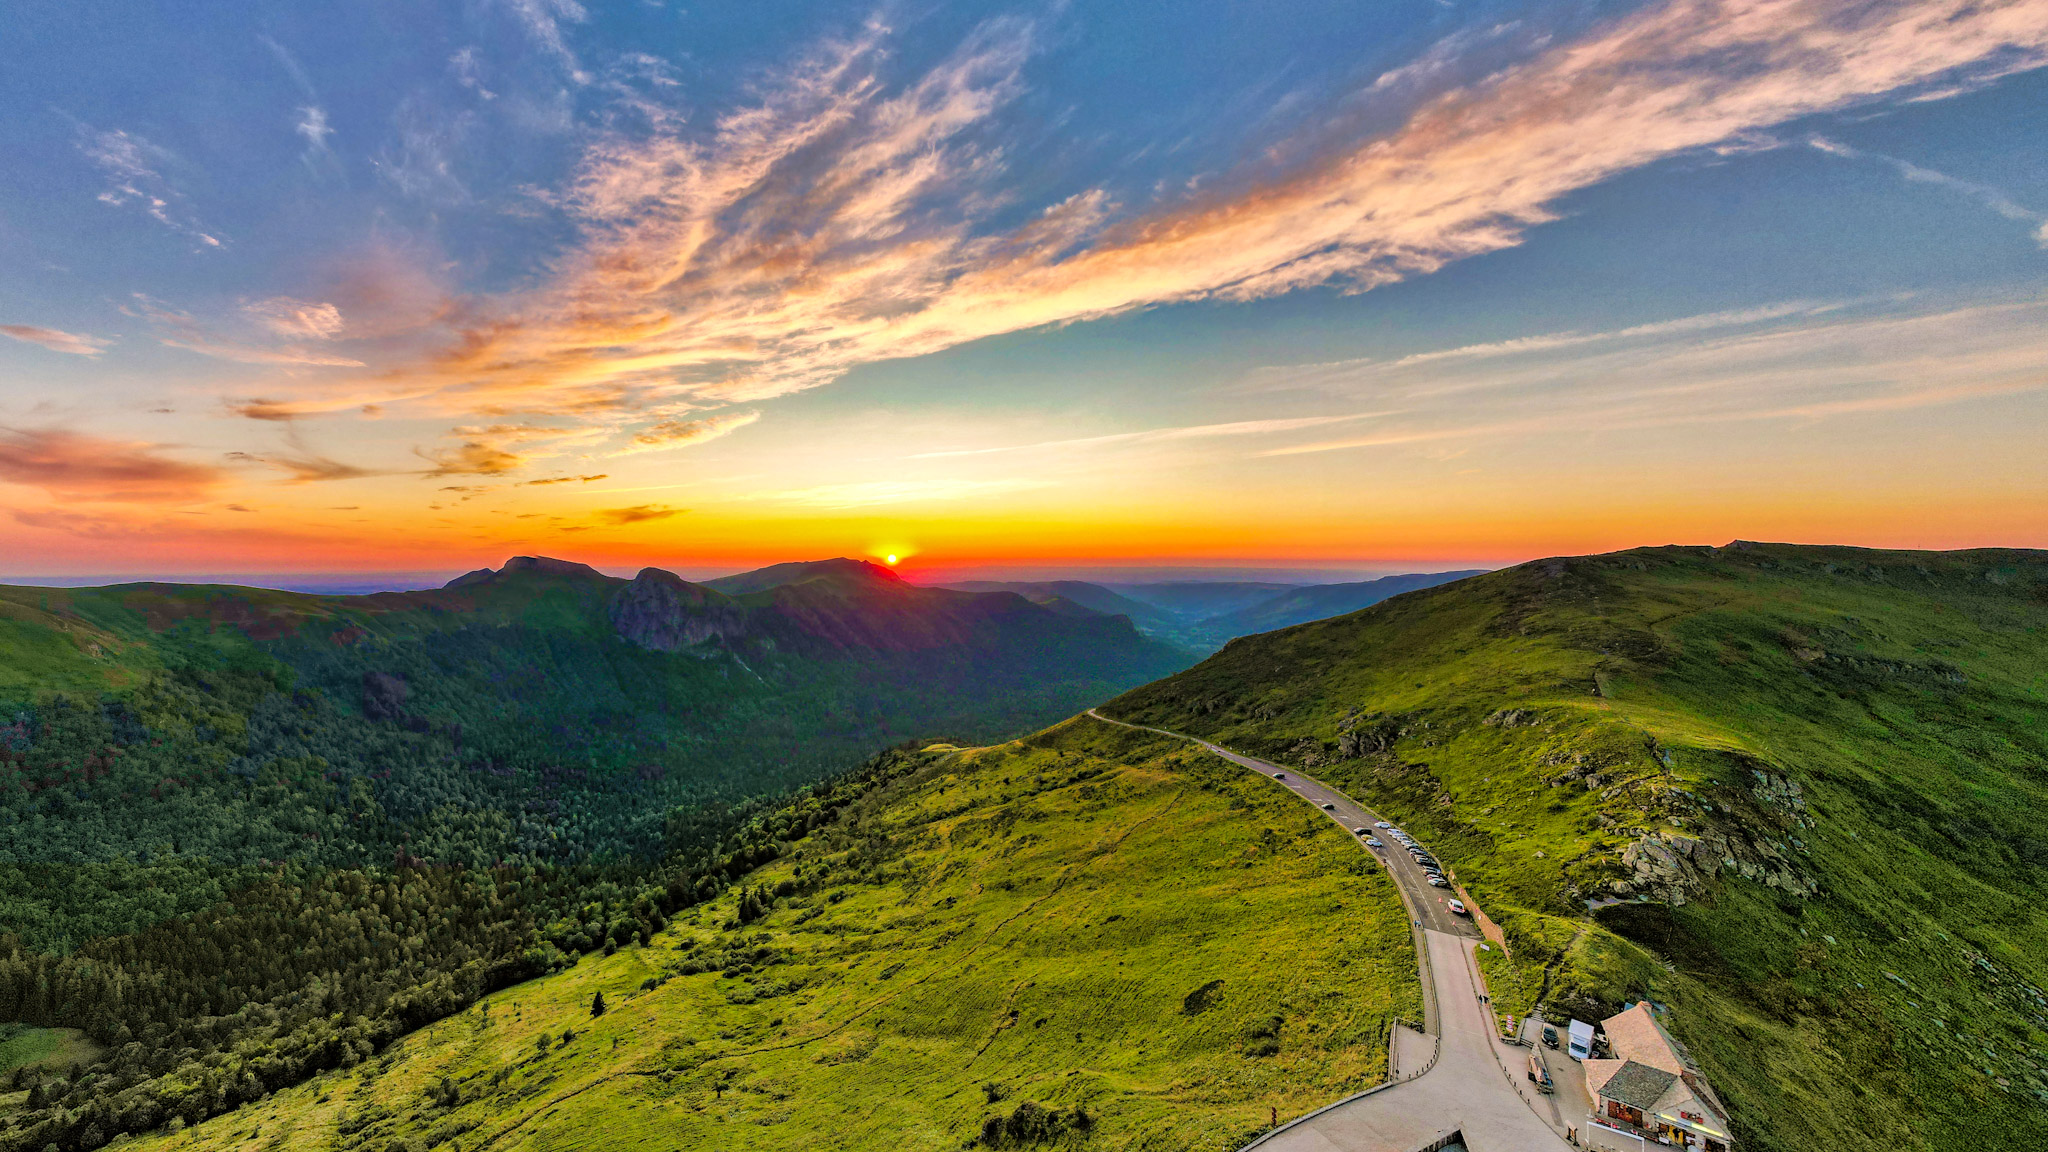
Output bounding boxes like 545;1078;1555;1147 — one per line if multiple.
705;557;905;596
444;555;608;588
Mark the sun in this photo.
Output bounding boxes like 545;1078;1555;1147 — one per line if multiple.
885;554;899;565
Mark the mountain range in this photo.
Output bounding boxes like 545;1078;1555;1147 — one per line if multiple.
939;569;1486;650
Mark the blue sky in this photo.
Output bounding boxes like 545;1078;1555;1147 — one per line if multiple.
1;0;2045;576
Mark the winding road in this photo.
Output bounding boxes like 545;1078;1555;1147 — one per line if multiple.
1084;710;1576;1152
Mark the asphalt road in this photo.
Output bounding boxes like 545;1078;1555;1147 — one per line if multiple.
1084;710;1572;1152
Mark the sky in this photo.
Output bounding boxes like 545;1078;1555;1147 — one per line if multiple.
2;0;2047;581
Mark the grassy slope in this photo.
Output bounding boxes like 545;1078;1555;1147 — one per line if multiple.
0;1027;100;1076
127;719;1416;1152
1102;543;2048;1150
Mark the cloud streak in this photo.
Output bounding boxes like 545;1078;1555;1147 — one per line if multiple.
911;413;1392;458
78;127;223;248
1252;296;2048;455
1809;135;2048;246
619;410;760;454
1;325;111;356
0;428;222;502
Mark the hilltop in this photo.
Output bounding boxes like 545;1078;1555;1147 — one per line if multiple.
1100;541;2048;1150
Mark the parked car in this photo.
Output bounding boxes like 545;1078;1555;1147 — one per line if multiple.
1427;876;1449;887
1447;899;1469;915
1542;1025;1559;1049
1355;827;1370;835
1366;838;1383;847
1375;821;1391;828
1527;1054;1554;1093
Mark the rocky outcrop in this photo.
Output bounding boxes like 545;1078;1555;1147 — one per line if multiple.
1612;813;1817;906
609;568;748;652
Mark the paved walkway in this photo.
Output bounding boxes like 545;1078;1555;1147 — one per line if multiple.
1083;711;1575;1152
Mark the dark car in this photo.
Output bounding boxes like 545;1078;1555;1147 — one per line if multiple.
1542;1025;1559;1050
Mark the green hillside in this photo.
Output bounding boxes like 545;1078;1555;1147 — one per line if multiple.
0;559;1189;1151
117;721;1415;1152
1102;542;2048;1150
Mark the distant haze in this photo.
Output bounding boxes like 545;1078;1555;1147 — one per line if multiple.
0;560;1500;595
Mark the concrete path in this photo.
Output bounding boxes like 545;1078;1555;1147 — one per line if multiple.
1083;710;1574;1152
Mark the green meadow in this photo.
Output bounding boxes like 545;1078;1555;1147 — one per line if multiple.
1107;543;2048;1149
124;719;1416;1152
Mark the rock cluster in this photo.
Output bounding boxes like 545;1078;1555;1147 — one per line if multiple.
609;568;749;652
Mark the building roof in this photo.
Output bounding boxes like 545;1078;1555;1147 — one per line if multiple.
1600;1001;1684;1075
1598;1002;1734;1137
1592;1059;1679;1111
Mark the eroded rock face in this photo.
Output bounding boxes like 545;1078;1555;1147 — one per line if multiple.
609;568;747;652
1614;798;1817;905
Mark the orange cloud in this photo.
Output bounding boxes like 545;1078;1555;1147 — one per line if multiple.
598;504;683;524
421;440;525;476
1;324;111;356
365;0;2045;432
0;427;222;503
621;410;760;454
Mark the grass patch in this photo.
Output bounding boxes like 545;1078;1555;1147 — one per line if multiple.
0;1025;101;1076
1475;942;1535;1023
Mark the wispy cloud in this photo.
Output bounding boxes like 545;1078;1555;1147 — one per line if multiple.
617;410;760;454
451;47;498;100
0;427;222;502
377;0;2047;445
161;337;364;367
0;324;111;356
421;439;526;477
128;294;364;367
1248;301;1843;393
296;107;335;152
911;413;1391;458
1252;296;2048;455
78;127;223;248
496;0;591;82
598;503;681;524
1809;136;2048;247
226;448;379;483
243;297;347;340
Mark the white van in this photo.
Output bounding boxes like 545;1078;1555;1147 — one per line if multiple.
1566;1019;1595;1061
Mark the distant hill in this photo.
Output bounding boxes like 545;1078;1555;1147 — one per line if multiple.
955;572;1491;651
936;579;1179;631
1097;542;2048;1151
1104;580;1299;622
1196;569;1488;638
